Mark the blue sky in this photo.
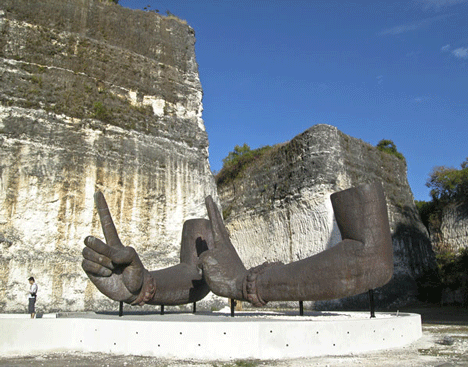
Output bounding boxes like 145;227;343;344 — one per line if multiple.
120;0;467;201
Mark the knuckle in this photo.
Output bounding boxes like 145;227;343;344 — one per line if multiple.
126;246;137;255
82;247;92;257
81;259;90;271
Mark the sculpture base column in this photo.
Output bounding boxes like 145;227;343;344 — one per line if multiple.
0;311;422;360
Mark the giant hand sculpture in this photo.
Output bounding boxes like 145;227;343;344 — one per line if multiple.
83;181;393;308
200;181;394;305
82;192;214;305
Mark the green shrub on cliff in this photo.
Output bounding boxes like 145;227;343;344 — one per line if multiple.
416;247;468;306
438;248;468;289
216;144;272;185
416;238;468;306
92;101;110;122
376;139;405;161
416;158;468;306
426;158;468;203
416;158;468;245
418;158;468;229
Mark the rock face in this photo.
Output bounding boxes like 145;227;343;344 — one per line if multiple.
428;202;468;305
217;124;435;308
433;202;468;252
0;0;217;312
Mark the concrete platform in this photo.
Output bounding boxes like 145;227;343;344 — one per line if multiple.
0;310;422;360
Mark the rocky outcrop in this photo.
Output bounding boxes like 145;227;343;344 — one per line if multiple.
434;203;468;252
217;124;435;308
427;202;468;305
0;0;217;312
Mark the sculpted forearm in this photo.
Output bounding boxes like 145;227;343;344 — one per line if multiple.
251;238;392;303
85;182;393;309
202;182;394;306
139;263;209;306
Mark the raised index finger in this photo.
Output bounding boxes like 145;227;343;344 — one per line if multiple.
95;191;123;248
204;196;246;272
205;196;234;250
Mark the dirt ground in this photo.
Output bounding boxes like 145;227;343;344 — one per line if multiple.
1;305;467;367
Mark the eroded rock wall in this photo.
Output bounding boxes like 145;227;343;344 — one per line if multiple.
0;0;217;312
217;124;435;308
434;202;468;252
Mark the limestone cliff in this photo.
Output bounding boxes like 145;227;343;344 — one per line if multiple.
432;202;468;252
217;124;435;308
0;0;217;312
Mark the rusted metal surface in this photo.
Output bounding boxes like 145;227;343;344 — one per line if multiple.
82;182;393;307
82;192;214;306
200;181;393;304
252;181;394;303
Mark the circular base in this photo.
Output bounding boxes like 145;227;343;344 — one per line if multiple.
0;311;422;360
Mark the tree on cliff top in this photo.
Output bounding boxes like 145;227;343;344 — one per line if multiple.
376;139;405;161
416;158;468;306
426;158;468;203
417;158;468;234
216;144;271;185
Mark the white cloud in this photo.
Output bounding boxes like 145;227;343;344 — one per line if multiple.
419;0;467;10
379;14;449;36
452;47;468;58
440;44;451;52
413;96;429;103
379;22;422;35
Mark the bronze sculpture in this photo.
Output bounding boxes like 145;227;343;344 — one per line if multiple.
82;181;393;307
82;192;214;306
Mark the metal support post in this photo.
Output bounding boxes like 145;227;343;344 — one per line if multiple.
368;289;376;318
230;299;236;317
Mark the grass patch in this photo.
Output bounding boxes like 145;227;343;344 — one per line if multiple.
215;144;272;186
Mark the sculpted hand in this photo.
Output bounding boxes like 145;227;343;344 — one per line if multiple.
199;196;247;300
82;191;146;304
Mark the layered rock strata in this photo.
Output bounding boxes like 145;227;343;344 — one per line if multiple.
0;0;217;312
217;124;435;308
435;203;468;253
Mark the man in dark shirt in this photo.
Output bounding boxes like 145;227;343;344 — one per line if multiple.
28;277;38;319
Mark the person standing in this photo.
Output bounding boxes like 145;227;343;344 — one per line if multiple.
28;277;38;318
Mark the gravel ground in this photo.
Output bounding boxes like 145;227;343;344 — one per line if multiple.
1;306;467;367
